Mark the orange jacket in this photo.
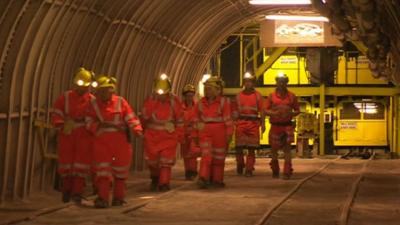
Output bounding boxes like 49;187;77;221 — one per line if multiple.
141;94;184;142
182;101;196;136
52;90;93;128
192;96;233;137
265;90;299;124
232;90;263;120
86;94;142;135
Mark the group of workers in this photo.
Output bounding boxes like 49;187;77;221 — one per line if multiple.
51;67;299;208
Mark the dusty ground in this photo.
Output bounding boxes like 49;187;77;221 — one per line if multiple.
1;157;400;225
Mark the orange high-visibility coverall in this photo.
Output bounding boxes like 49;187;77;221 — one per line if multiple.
52;90;93;197
86;94;142;202
265;90;299;175
192;96;233;183
232;90;263;173
141;94;184;187
181;101;198;174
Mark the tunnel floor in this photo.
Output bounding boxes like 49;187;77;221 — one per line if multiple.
2;157;400;225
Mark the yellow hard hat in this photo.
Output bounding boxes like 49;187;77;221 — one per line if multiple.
243;72;256;81
275;73;289;83
95;75;117;89
73;67;94;87
182;84;196;94
154;73;172;95
203;76;223;89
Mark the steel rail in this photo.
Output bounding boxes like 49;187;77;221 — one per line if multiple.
338;153;375;225
255;155;374;225
254;156;342;225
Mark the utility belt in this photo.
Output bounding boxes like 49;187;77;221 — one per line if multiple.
271;121;293;126
196;121;224;130
98;123;134;143
62;120;86;135
147;122;175;133
98;127;123;132
238;115;260;121
72;122;85;128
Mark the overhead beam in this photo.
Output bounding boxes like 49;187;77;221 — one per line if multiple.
255;47;287;79
224;86;400;97
351;41;368;56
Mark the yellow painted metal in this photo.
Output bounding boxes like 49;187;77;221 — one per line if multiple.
224;86;400;97
255;47;287;79
262;51;386;86
332;99;388;146
253;38;258;73
335;120;387;146
264;55;309;85
387;97;395;152
319;84;325;155
397;96;400;155
351;41;368;56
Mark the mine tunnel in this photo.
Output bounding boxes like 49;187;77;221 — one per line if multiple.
1;0;400;224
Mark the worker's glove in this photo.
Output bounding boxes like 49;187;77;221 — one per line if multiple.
63;119;75;135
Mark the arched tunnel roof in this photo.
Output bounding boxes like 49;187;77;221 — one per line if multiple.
0;0;277;113
1;0;399;203
0;0;283;202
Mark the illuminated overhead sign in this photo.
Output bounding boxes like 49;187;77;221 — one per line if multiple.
249;0;311;5
260;20;342;47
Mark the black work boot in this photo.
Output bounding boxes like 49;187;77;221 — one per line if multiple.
62;192;71;203
282;162;293;180
94;197;109;208
185;171;192;180
270;159;280;179
71;195;84;204
244;170;253;177
236;164;244;175
158;184;171;192
197;178;210;189
186;171;198;180
112;199;127;206
211;181;226;188
150;176;159;192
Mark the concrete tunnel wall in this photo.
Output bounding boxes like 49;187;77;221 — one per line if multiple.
0;0;270;203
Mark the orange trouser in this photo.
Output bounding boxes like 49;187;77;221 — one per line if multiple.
181;134;198;172
198;123;227;183
269;124;294;174
57;126;92;195
144;129;178;186
235;120;260;172
92;131;132;201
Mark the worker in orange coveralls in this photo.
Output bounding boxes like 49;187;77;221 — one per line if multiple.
192;76;233;188
141;74;184;192
86;75;143;208
232;72;265;177
51;67;95;204
181;84;198;180
264;73;300;179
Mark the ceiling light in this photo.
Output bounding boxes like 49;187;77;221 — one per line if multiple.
249;0;311;5
265;15;329;22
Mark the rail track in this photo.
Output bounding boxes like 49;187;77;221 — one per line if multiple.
254;154;374;225
3;157;375;225
2;176;194;225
